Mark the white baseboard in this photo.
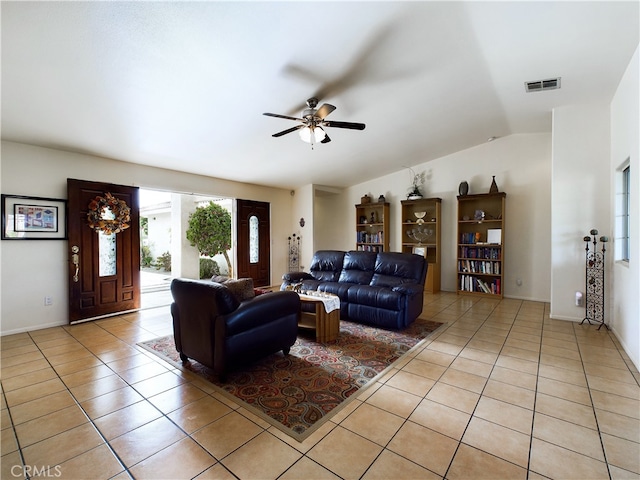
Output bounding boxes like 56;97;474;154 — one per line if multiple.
1;319;67;337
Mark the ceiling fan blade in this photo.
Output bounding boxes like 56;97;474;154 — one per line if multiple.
284;21;401;108
315;103;336;120
323;120;366;131
263;112;303;121
272;125;303;137
321;134;332;144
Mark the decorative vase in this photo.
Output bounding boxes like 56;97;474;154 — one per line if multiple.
489;176;499;193
378;195;386;203
458;181;469;196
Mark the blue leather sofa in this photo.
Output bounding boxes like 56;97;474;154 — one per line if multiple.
281;250;427;329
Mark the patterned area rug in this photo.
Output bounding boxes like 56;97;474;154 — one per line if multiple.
138;319;443;441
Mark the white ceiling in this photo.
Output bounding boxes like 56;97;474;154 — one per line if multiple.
2;1;638;190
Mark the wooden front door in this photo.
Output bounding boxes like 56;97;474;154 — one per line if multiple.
67;179;140;323
236;199;270;287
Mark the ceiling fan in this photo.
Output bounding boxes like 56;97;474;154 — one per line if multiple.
263;97;365;146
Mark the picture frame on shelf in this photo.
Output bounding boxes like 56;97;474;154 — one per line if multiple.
412;246;426;256
1;194;68;240
487;228;502;244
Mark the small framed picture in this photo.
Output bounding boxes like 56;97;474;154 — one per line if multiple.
1;194;68;240
487;228;502;244
413;246;426;256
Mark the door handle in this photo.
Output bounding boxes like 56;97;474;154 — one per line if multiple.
71;246;79;282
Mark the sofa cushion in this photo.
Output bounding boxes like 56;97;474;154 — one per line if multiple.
211;275;230;283
298;279;324;292
369;274;405;288
346;284;404;310
370;252;426;287
221;278;256;302
317;281;352;300
309;250;346;282
347;303;406;329
338;251;376;285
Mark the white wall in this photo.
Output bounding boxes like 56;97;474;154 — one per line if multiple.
290;184;314;273
610;45;639;369
313;187;348;255
146;211;172;260
551;104;611;321
0;141;293;334
312;134;552;301
171;194;200;279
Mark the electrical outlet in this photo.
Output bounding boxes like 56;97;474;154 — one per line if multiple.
44;296;53;306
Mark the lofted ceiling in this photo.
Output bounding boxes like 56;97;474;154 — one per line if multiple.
2;1;638;190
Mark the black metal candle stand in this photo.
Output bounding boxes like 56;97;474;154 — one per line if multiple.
580;229;609;330
288;233;300;273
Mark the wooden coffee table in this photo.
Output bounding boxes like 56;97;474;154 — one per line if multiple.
298;293;340;342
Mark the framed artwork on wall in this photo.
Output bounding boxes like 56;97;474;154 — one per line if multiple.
1;194;68;240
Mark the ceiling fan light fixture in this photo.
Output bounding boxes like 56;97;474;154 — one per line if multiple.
264;98;363;145
299;126;326;144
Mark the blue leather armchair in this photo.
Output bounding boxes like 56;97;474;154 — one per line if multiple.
171;278;300;378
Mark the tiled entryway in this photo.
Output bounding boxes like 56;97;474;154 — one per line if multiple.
2;294;639;479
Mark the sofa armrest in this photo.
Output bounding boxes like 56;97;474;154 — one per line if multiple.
391;283;424;296
221;291;300;336
282;271;314;283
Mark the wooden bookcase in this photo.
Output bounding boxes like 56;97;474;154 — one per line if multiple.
401;198;441;293
457;192;506;298
355;202;390;252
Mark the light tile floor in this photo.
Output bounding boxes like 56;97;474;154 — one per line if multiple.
2;293;639;479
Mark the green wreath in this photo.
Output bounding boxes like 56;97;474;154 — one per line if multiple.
87;192;131;234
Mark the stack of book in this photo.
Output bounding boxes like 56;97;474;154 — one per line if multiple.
459;275;501;295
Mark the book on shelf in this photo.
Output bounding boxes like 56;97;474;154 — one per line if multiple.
458;275;501;295
357;245;382;252
459;246;502;260
357;230;384;244
461;232;502;245
457;260;500;274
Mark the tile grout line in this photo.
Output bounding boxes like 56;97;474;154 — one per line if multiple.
441;298;531;479
4;296;635;480
524;304;549;480
80;320;240;479
14;322;218;479
1;383;30;479
109;318;335;479
22;329;135;480
572;321;613;480
321;295;477;480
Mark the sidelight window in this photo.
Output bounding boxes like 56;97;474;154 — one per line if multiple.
249;215;259;264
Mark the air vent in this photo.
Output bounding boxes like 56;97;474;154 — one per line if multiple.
525;77;561;93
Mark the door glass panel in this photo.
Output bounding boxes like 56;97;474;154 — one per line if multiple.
99;231;117;276
249;215;259;264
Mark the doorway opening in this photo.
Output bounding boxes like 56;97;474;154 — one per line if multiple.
139;189;234;309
